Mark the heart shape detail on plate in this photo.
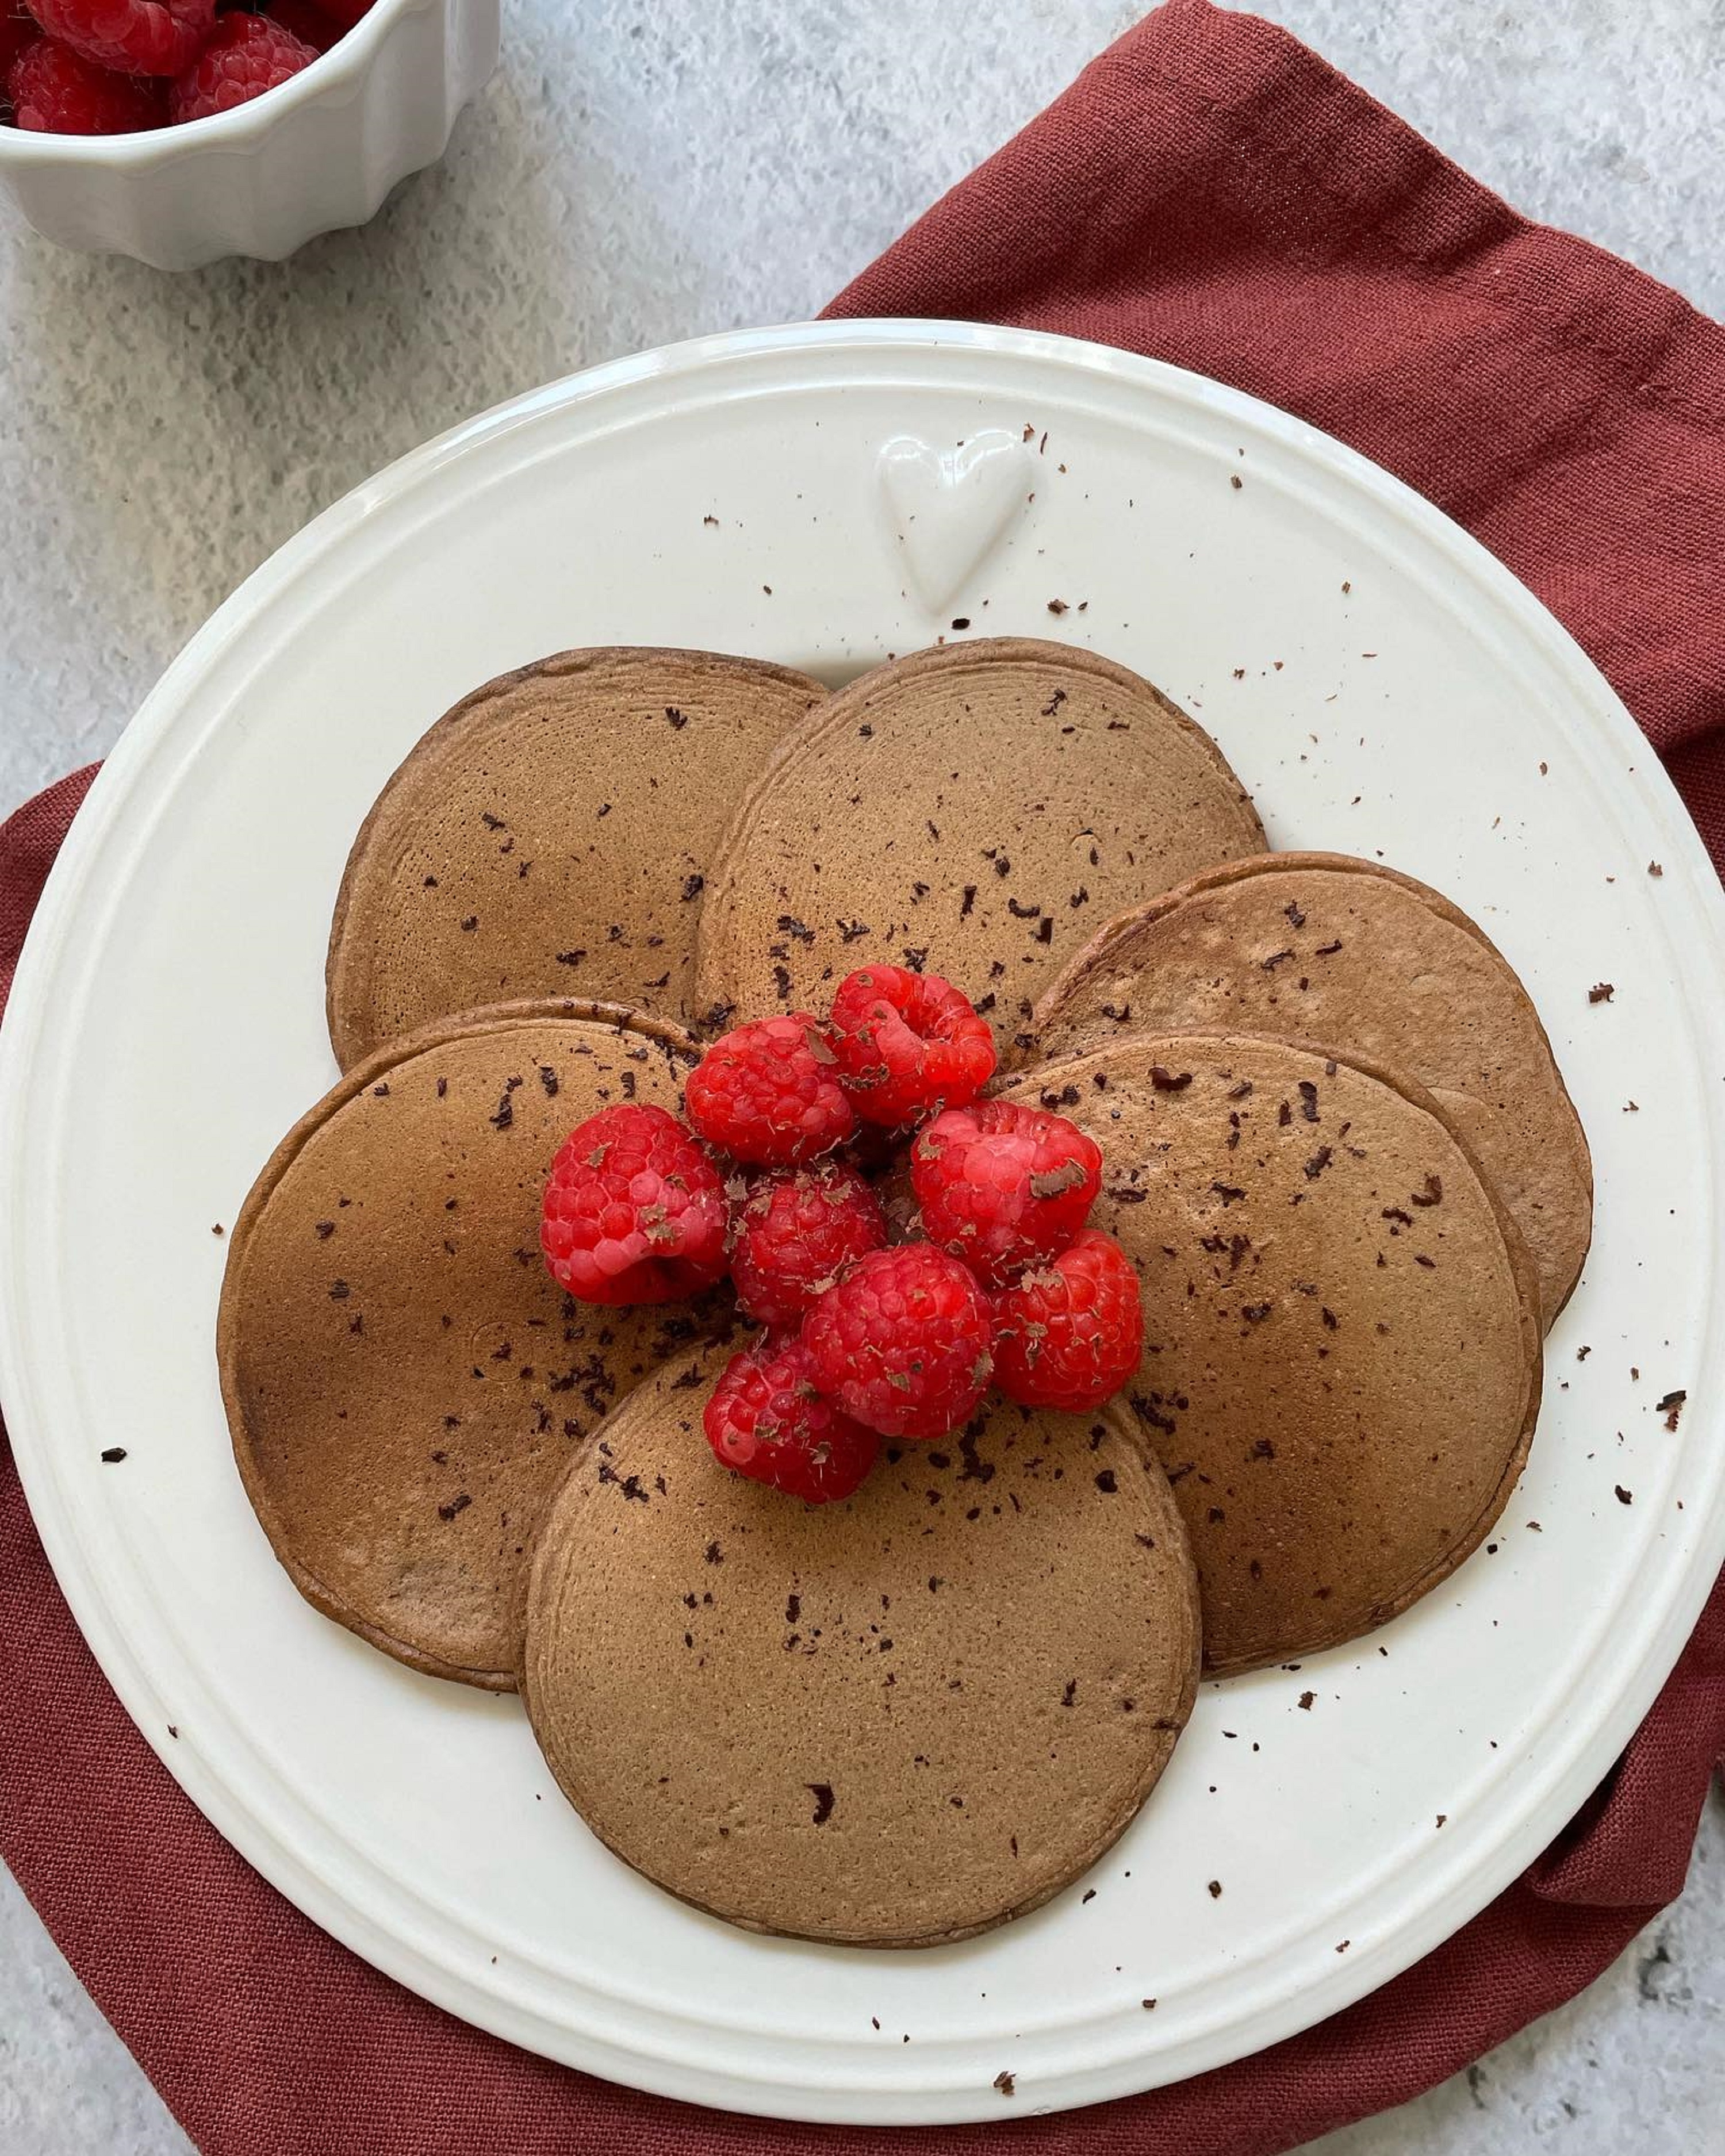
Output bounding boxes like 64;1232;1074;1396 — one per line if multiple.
876;429;1033;612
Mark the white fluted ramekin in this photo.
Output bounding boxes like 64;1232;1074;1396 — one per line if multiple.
0;0;500;269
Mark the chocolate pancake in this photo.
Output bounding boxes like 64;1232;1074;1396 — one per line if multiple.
522;1361;1199;1947
1027;853;1591;1325
693;639;1264;1052
1001;1034;1542;1675
218;1000;734;1690
326;649;825;1069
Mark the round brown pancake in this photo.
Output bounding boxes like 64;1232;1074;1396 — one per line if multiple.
693;638;1264;1053
1000;1034;1542;1676
523;1360;1199;1947
1026;854;1592;1327
326;648;825;1070
218;1000;737;1690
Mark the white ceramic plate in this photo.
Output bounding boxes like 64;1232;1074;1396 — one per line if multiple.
3;322;1722;2127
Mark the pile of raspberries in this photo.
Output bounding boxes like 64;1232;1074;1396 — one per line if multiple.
3;2;373;134
540;965;1144;1506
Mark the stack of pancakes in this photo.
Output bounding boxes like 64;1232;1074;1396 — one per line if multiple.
219;638;1586;1945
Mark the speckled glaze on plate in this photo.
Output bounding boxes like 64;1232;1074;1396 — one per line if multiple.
1;321;1721;2125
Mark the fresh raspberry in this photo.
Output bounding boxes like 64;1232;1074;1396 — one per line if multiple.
703;1334;879;1503
303;0;369;26
911;1097;1102;1288
801;1244;992;1441
540;1103;727;1306
24;0;213;76
8;36;162;128
168;8;313;118
726;1160;886;1327
685;1011;855;1166
827;965;995;1128
992;1230;1144;1412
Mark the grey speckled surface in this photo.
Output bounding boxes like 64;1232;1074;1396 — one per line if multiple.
1;2;1721;2151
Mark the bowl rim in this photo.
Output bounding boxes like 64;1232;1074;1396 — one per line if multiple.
0;0;424;164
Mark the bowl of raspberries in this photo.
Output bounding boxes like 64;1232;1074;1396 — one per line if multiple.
540;964;1148;1508
0;0;499;267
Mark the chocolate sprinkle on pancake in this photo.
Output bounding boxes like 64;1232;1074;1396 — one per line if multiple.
218;1000;732;1690
999;1033;1543;1676
523;1370;1199;1946
326;649;825;1069
1028;853;1591;1326
693;639;1264;1052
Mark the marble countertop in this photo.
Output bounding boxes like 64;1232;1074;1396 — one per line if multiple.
1;1;1720;2149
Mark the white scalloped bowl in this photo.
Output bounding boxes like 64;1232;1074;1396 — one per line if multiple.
0;0;499;269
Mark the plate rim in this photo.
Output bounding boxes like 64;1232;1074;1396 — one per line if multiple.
3;316;1723;2125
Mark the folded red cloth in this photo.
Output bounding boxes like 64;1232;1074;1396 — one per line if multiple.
3;5;1723;2153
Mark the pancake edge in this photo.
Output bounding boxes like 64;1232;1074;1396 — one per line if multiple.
693;636;1267;1021
1024;850;1593;1322
326;646;827;1071
1002;1026;1546;1677
217;996;703;1691
520;1382;1202;1947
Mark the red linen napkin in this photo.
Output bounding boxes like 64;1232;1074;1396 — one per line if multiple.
3;4;1723;2151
